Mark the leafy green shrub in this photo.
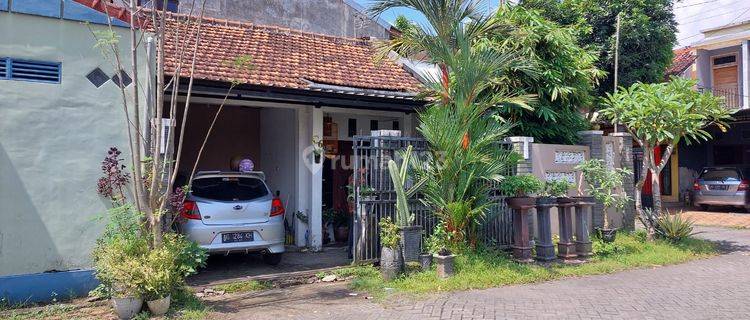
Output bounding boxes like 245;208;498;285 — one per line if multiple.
425;222;452;254
379;217;400;249
655;211;694;242
499;174;544;197
545;180;573;197
575;159;631;229
142;234;207;300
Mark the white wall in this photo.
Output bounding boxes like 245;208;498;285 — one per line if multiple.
260;107;297;220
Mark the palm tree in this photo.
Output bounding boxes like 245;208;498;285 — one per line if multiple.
369;0;532;245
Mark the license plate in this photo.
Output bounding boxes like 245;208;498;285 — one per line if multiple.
708;185;729;191
222;232;254;243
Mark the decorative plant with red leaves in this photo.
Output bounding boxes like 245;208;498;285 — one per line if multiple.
97;147;131;205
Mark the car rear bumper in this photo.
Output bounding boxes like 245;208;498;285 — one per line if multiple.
694;192;748;207
180;216;285;254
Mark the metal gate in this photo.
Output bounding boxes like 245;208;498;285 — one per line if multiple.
352;135;514;262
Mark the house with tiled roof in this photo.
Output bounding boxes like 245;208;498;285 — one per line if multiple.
661;20;750;208
154;12;425;253
0;0;425;304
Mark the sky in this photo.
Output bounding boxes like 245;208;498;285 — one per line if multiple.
354;0;750;49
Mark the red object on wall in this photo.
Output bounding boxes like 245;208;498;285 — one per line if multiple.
641;146;663;195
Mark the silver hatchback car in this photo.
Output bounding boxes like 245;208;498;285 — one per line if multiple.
693;167;750;211
177;171;285;265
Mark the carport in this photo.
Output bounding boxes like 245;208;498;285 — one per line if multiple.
160;13;425;274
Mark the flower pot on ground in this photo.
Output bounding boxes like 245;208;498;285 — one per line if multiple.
399;225;422;262
146;295;171;316
597;227;618;243
332;209;350;243
434;248;455;278
387;145;427;262
334;225;349;243
379;217;402;280
112;296;143;320
419;252;433;270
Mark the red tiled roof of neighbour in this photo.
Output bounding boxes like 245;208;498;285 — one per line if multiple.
666;47;695;77
160;14;423;93
72;1;423;94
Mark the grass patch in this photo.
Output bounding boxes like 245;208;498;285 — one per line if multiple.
1;304;77;320
169;287;211;320
346;231;717;296
212;280;271;294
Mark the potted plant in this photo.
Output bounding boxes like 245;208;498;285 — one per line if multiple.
311;135;324;164
575;159;631;242
499;174;545;209
91;207;148;320
322;208;337;244
388;145;426;262
142;234;206;316
379;217;402;280
333;210;350;243
425;222;455;275
547;180;575;205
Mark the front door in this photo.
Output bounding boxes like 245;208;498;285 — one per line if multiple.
712;55;739;108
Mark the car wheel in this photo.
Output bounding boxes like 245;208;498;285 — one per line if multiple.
262;253;283;266
700;204;709;211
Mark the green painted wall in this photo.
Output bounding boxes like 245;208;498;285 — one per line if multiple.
0;12;149;276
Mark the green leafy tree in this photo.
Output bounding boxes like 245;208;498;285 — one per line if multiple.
370;0;525;245
521;0;678;95
481;5;604;144
600;77;732;239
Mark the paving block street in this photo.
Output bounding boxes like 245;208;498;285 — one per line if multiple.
202;226;750;320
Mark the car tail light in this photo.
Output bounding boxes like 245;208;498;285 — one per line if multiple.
692;180;701;191
180;200;201;220
270;197;285;217
739;180;749;191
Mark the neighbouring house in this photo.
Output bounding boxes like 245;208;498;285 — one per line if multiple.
176;0;394;39
0;0;148;303
0;0;425;303
664;20;750;204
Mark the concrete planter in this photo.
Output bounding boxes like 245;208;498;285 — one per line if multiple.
380;246;403;281
505;196;536;209
434;254;456;278
419;253;433;270
112;296;143;320
399;226;422;262
146;295;171;316
597;227;618;243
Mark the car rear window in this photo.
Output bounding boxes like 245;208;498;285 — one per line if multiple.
192;176;268;201
699;169;741;181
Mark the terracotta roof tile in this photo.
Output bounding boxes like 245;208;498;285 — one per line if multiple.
666;47;695;77
159;13;423;93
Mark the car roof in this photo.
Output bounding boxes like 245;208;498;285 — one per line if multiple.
702;167;740;171
193;171;266;181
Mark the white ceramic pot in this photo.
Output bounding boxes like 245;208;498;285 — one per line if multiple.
112;296;143;320
147;295;171;316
